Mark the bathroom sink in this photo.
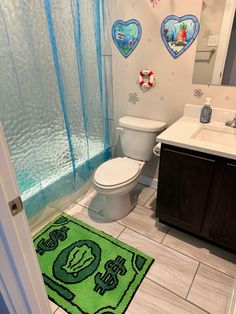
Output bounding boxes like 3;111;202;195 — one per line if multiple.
191;126;236;147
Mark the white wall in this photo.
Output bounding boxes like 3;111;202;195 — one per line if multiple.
111;0;236;185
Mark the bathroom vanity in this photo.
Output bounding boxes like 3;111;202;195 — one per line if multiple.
156;105;236;252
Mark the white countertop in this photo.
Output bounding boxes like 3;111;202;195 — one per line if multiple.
157;105;236;160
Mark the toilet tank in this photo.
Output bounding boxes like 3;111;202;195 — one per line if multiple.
118;116;166;161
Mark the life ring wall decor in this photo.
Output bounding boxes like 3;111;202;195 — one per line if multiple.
139;70;155;91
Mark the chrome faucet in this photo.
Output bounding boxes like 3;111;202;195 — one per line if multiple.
225;115;236;128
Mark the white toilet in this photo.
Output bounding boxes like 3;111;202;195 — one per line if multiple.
93;116;166;221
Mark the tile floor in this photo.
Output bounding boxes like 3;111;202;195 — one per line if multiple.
48;184;236;314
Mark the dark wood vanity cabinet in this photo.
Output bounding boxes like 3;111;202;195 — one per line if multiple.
156;144;236;251
156;147;215;234
205;161;236;249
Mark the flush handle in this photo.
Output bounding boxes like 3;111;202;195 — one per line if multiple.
116;127;124;133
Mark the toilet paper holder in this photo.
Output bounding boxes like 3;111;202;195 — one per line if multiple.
153;142;161;157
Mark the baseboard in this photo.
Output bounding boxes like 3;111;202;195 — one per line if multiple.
139;175;158;189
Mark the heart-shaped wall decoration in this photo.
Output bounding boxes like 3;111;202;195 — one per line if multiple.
161;15;200;59
112;19;142;58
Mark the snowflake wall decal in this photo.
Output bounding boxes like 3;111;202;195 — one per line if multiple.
128;92;139;104
194;89;204;98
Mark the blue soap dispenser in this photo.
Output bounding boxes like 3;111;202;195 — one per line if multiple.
200;97;212;123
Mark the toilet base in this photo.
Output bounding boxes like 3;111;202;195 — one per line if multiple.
101;192;136;221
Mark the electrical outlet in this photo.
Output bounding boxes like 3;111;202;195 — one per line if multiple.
208;35;219;47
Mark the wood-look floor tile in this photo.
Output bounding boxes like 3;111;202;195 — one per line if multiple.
134;183;156;206
64;203;84;216
118;205;169;243
163;228;236;277
75;187;103;213
144;191;157;210
49;300;58;313
72;205;125;238
187;264;234;314
127;278;207;314
118;228;199;298
55;307;67;314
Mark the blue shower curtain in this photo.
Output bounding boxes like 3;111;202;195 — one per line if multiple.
0;0;111;219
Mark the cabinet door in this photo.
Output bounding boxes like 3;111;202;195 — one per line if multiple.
209;161;236;250
156;146;215;234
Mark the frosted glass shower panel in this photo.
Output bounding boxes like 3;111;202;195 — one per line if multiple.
0;1;74;196
0;0;111;219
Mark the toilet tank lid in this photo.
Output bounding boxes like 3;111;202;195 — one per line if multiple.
119;116;167;132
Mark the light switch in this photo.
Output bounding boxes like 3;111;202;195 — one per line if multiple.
208;35;219;47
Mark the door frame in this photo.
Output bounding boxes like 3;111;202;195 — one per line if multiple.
226;279;236;314
212;0;236;85
0;124;51;314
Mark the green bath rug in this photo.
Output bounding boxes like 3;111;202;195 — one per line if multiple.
33;214;154;314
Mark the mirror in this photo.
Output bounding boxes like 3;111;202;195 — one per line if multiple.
192;0;236;86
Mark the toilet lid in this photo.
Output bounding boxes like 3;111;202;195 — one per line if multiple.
94;158;141;187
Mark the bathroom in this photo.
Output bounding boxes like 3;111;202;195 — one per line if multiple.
1;0;236;313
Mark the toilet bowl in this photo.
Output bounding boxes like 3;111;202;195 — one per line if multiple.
93;157;144;220
93;116;167;221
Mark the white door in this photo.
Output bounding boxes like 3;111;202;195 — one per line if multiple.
0;124;51;314
212;0;236;85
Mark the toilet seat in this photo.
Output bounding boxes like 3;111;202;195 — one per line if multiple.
93;157;143;189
